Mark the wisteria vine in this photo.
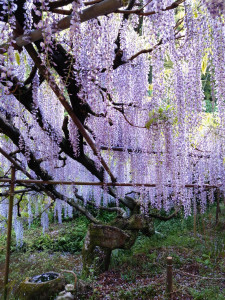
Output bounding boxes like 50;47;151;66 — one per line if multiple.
0;0;224;242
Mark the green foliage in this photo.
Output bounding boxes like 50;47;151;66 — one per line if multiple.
201;52;208;75
15;52;20;65
95;210;117;223
145;105;171;129
2;216;89;254
110;203;224;299
116;285;157;299
0;251;79;299
189;287;224;300
202;71;216;113
0;204;224;299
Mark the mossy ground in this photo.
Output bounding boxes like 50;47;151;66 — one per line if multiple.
0;204;224;299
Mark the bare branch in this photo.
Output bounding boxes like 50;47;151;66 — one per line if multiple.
0;189;32;197
116;0;185;16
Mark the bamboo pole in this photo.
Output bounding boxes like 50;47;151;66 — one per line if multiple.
0;177;221;188
0;146;56;201
0;147;34;179
3;166;16;300
166;256;173;299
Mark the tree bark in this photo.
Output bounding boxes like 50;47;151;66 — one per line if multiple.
0;0;124;52
82;215;154;276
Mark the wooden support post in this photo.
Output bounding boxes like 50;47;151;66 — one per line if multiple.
166;256;173;299
4;166;16;300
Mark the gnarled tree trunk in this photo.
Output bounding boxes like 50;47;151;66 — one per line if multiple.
82;214;154;276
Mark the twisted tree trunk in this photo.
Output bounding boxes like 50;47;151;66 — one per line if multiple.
82;214;154;276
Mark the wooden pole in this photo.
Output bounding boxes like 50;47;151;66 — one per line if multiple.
4;166;16;300
166;256;173;299
0;146;56;202
0;177;220;188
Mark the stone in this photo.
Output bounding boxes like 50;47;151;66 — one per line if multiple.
59;291;66;296
55;292;74;300
15;272;65;300
65;284;75;292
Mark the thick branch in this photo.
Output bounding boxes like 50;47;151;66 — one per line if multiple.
74;191;126;216
0;0;124;53
0;123;99;223
25;43;116;183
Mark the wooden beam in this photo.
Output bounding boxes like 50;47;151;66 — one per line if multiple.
0;178;220;189
0;146;56;200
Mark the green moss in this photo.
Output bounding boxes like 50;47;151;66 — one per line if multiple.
16;273;65;300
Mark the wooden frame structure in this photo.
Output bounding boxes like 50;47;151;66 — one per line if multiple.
0;146;220;299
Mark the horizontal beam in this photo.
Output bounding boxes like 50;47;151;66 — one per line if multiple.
100;146;211;158
0;178;220;188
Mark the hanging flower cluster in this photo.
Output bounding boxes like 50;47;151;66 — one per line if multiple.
0;0;224;235
202;0;225;16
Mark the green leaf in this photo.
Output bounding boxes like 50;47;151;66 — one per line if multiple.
0;167;5;177
21;212;29;218
145;119;154;129
158;107;163;114
15;52;20;65
201;52;208;75
149;109;155;117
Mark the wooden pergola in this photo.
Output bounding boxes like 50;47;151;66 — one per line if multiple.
0;146;220;299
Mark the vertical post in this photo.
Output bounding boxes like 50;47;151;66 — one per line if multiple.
166;256;173;299
4;166;16;300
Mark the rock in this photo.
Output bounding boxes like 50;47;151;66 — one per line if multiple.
58;291;66;296
15;272;65;300
55;292;74;300
65;284;75;292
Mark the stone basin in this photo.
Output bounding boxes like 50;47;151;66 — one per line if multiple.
16;271;65;300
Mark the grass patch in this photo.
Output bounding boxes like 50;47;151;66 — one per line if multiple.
0;203;224;299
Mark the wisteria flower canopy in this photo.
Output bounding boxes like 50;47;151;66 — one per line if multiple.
0;0;224;238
